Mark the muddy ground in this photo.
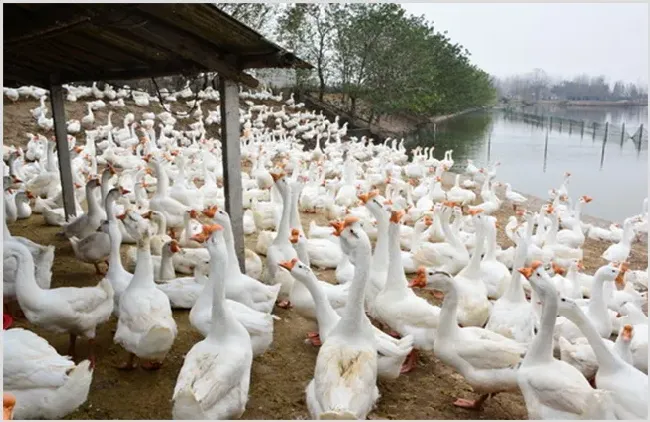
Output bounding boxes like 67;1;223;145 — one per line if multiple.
3;96;648;420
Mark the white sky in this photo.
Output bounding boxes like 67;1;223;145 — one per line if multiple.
400;2;649;85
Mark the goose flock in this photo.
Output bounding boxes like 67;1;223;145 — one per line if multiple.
2;82;649;420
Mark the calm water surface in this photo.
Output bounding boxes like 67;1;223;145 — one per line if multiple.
404;107;648;222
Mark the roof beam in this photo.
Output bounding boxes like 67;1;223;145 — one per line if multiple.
127;10;259;88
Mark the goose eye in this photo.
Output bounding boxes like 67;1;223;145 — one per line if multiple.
561;298;566;302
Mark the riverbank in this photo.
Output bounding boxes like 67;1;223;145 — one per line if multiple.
502;99;648;108
304;92;484;140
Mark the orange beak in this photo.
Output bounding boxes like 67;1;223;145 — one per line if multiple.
74;182;82;189
468;209;483;216
202;206;218;218
358;193;370;204
73;146;83;153
615;262;628;288
384;199;393;206
144;167;153;176
279;258;298;271
143;154;152;163
25;190;35;199
552;263;565;276
189;210;199;219
409;267;427;288
621;324;633;341
3;393;16;421
119;187;130;195
518;267;533;279
270;172;284;182
390;210;405;223
289;228;301;244
190;233;206;243
423;216;433;227
577;260;585;271
117;213;127;220
170;240;181;253
329;221;344;236
141;210;153;219
108;164;117;175
516;209;525;216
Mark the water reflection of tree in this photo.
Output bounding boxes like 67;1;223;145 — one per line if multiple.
403;112;492;168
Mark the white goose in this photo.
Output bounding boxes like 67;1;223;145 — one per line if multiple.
113;211;178;370
305;217;379;420
172;224;253;420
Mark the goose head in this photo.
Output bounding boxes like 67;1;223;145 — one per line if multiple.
194;224;227;257
278;257;312;281
518;260;556;301
409;266;453;297
119;210;151;242
557;295;582;318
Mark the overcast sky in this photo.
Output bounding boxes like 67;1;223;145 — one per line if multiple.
400;3;648;85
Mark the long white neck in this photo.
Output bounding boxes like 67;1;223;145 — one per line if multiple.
300;270;340;332
370;206;390;265
565;264;583;299
131;235;154;288
152;161;169;196
289;184;304;233
563;305;623;373
384;221;409;294
10;243;45;305
159;246;176;281
436;278;461;340
465;219;486;276
207;239;237;339
273;182;292;243
86;184;100;216
544;213;559;244
155;213;168;236
484;219;499;260
523;283;558;365
587;271;610;334
221;216;242;275
441;210;463;250
502;239;528;302
338;239;372;336
409;222;428;252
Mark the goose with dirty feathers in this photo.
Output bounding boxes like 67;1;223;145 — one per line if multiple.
305;216;379;420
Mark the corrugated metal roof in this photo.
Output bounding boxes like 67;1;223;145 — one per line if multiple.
3;3;312;88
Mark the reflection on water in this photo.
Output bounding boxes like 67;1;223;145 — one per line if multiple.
404;108;648;222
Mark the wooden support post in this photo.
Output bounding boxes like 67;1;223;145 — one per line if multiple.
581;120;585;138
604;122;609;141
639;124;644;142
219;77;245;272
569;120;572;135
49;76;77;220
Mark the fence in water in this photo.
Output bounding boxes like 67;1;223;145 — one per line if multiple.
502;109;648;152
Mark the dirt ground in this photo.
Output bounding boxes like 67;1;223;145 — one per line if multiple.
3;96;648;420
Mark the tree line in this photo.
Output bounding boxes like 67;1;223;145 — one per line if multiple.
493;69;648;103
217;3;497;123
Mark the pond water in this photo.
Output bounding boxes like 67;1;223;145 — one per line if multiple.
404;106;648;222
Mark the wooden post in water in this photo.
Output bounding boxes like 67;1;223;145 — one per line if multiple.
639;124;644;143
620;122;626;146
543;130;549;172
549;116;553;131
592;122;597;141
581;120;585;138
487;132;491;164
604;122;609;141
559;119;562;133
569;120;573;135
